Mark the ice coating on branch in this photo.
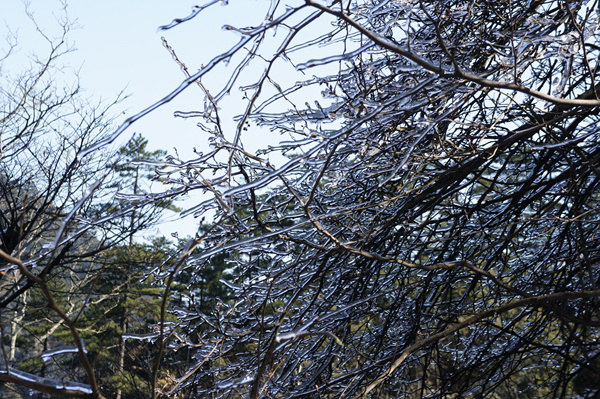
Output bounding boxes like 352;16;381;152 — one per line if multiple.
158;0;220;30
216;374;253;389
61;385;94;394
0;265;17;274
0;367;93;394
296;43;376;70
41;342;88;362
123;333;161;341
275;331;299;343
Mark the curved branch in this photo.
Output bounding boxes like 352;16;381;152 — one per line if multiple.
0;249;104;399
0;367;95;398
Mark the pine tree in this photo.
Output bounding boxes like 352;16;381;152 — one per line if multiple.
81;238;174;399
97;135;178;399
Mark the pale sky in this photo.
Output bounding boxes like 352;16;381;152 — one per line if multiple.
1;0;276;238
1;0;340;239
1;1;267;152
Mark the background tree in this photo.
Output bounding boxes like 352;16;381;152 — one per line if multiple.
113;135;178;246
119;0;600;398
80;237;173;399
106;135;179;399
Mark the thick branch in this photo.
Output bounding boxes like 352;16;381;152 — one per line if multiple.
0;367;95;398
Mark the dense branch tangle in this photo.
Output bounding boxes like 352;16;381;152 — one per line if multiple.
150;0;600;397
